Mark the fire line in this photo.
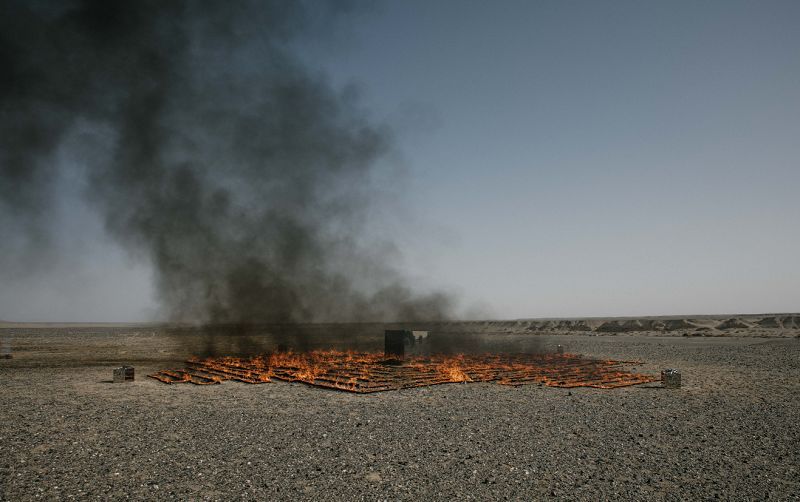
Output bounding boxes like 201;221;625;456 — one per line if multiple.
148;351;657;392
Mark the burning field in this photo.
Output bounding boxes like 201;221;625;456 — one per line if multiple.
146;329;660;393
148;351;657;392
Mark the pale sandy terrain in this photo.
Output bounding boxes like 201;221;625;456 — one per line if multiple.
1;321;799;500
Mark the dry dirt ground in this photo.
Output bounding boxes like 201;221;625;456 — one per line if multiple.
1;325;799;500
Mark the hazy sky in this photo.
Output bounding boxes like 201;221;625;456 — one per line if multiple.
2;0;799;321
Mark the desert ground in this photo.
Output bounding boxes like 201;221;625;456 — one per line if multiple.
1;317;799;500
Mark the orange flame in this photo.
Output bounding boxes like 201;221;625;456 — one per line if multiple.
149;350;657;392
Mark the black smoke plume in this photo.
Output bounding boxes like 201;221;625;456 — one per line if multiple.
0;1;453;326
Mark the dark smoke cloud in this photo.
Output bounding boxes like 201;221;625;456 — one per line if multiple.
0;0;454;324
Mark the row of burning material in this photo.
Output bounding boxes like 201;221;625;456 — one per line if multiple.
142;330;678;393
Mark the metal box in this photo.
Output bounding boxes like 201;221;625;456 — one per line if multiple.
661;368;681;388
113;366;135;383
384;330;429;361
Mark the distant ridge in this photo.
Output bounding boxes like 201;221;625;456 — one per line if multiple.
514;313;800;322
426;314;800;336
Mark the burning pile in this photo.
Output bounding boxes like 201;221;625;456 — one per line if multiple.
149;351;657;393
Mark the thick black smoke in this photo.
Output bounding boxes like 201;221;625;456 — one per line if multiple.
0;1;453;324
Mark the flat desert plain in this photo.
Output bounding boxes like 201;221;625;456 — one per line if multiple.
1;318;798;500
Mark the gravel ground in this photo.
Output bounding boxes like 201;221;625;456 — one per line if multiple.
1;329;799;500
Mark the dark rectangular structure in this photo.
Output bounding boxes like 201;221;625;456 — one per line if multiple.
384;330;430;361
113;366;135;383
661;368;681;388
384;330;410;360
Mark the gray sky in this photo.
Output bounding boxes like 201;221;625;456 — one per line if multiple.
2;0;799;321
